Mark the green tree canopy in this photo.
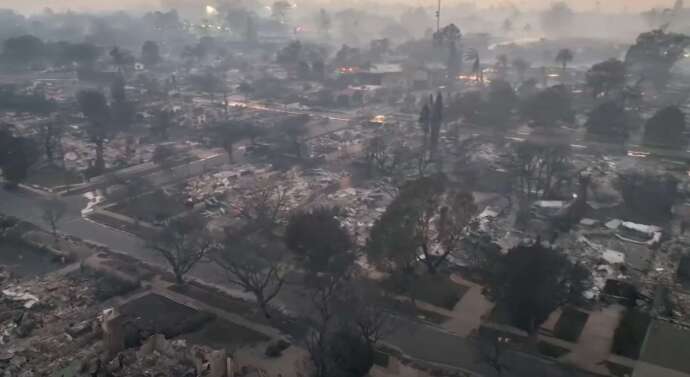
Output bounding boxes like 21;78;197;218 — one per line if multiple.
586;101;628;141
520;85;574;128
643;105;686;149
484;242;590;334
586;59;626;98
285;207;353;274
366;175;477;275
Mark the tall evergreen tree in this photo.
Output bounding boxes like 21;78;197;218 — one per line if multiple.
447;41;461;84
77;90;111;173
418;103;431;148
430;93;443;155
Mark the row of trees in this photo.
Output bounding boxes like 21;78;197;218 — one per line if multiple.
76;76;136;174
423;81;570;130
510;138;680;225
586;100;686;148
451;29;687;109
1;34;162;71
0;85;65;184
148;203;385;376
500;27;687;93
416;71;685;149
0;78;180;184
0;85;56;114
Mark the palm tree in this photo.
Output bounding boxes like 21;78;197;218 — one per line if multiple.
465;48;483;84
555;48;574;78
512;58;530;84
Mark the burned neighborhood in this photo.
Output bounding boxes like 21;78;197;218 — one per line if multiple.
3;1;690;377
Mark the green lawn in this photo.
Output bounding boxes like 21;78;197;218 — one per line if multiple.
182;318;270;351
26;165;82;188
380;296;452;324
611;309;651;359
554;307;589;342
381;273;468;310
119;293;214;339
537;341;570;359
170;283;311;339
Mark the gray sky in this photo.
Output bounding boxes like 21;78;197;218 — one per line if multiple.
2;0;678;14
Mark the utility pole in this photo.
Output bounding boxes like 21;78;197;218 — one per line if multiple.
436;0;441;34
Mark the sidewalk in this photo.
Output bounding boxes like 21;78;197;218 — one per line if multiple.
445;275;495;336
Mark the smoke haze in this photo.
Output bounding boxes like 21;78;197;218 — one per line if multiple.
4;0;680;14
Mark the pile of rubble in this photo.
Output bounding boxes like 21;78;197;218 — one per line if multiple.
569;233;630;300
184;163;274;207
0;271;268;377
61;133;157;172
554;219;663;300
186;166;345;219
1;273;100;343
306;125;369;160
0;272;103;377
313;182;395;245
104;335;230;377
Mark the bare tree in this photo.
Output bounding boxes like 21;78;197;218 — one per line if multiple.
363;135;411;178
152;144;177;172
465;48;483;84
364;135;388;176
305;268;353;377
147;215;214;285
510;141;572;199
344;279;392;346
367;175;478;275
77;90;112;174
38;119;64;164
512;58;530;84
303;271;385;377
40;196;67;243
555;48;574;78
230;177;289;233
214;236;287;318
280;114;310;158
152;108;174;139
